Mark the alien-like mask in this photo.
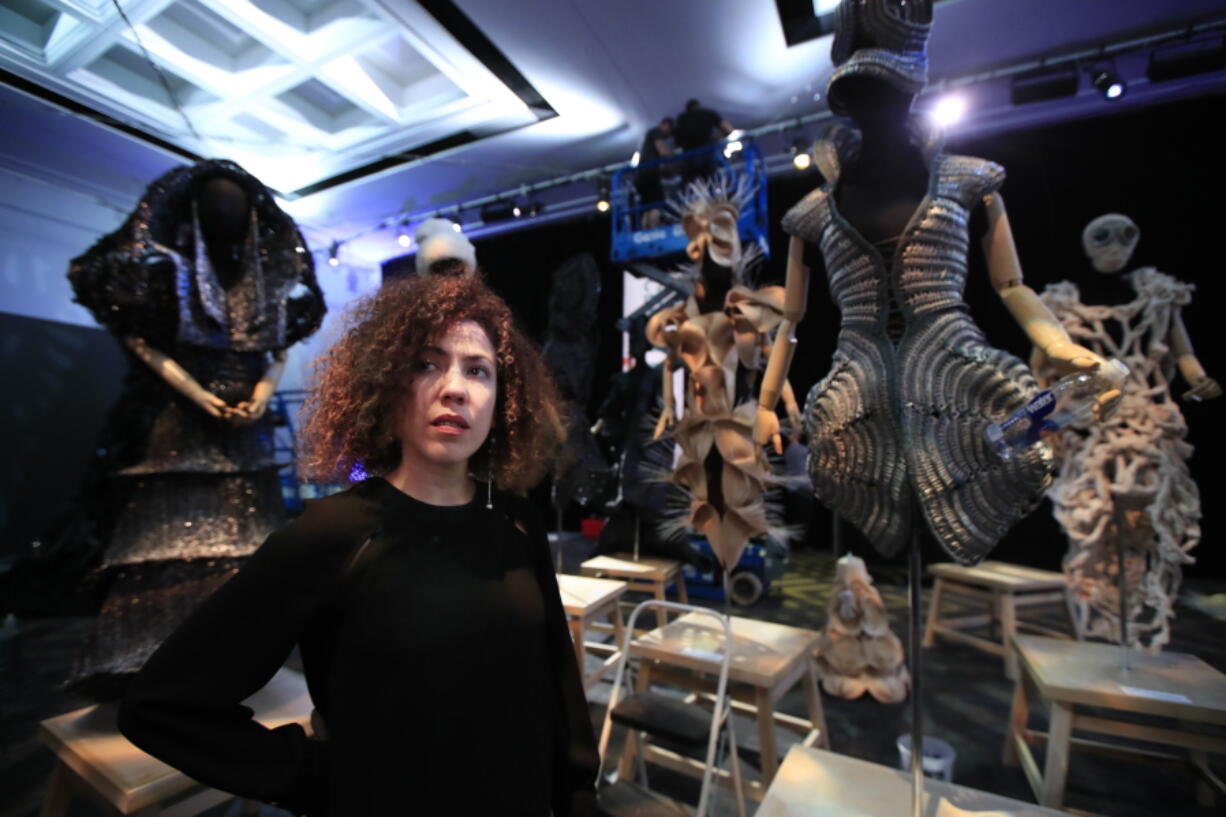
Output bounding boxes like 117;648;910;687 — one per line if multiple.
1082;213;1139;274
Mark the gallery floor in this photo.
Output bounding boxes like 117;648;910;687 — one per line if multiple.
2;538;1222;817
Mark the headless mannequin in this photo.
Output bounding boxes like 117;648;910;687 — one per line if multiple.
754;76;1118;447
124;175;286;425
830;77;927;254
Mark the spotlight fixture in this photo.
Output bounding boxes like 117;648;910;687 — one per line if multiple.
790;137;812;171
527;200;543;217
1010;65;1078;105
512;203;523;218
396;219;411;248
930;93;967;126
450;218;463;232
595;181;611;213
630;150;641;168
723;134;744;160
327;241;340;267
1092;68;1126;100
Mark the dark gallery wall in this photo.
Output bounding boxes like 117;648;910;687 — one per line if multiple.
0;313;127;563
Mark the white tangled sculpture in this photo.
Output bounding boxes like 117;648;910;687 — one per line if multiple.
1041;217;1204;650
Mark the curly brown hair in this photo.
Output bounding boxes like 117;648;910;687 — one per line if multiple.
298;273;567;493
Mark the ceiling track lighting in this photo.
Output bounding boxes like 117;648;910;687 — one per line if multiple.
327;241;340;267
790;137;812;171
1091;67;1126;100
595;180;611;213
396;219;411;248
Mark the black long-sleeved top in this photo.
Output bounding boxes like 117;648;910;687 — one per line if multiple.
118;477;599;816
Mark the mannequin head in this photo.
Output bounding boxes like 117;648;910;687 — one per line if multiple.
1082;213;1139;274
196;176;249;246
827;75;914;135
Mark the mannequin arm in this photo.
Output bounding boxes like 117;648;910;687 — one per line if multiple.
1170;311;1222;401
653;356;676;439
983;194;1119;416
756;236;809;454
233;350;287;425
125;336;229;419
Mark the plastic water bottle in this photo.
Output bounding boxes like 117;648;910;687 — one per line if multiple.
986;359;1129;459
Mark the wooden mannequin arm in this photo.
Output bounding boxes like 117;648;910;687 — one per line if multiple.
1170;311;1222;401
233;350;287;424
982;194;1121;417
755;236;809;454
124;336;228;419
984;194;1105;374
652;356;676;439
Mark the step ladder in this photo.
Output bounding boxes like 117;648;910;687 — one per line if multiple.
596;600;746;817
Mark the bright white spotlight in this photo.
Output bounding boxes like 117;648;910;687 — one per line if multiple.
793;152;812;171
630;150;641;167
451;221;462;232
723;140;744;159
931;94;966;127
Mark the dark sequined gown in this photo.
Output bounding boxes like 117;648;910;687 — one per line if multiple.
782;127;1052;565
64;160;325;699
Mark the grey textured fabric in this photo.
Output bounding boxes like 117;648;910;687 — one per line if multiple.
828;0;932;115
782;129;1052;564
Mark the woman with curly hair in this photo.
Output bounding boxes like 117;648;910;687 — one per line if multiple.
118;273;599;816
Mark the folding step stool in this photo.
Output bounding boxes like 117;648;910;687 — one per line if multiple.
596;600;746;817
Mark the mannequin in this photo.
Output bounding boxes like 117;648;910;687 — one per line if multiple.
756;0;1114;564
1037;214;1219;649
648;176;800;571
63;160;325;699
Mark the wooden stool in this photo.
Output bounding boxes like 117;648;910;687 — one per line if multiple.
557;573;629;690
1004;635;1226;811
579;554;688;628
923;561;1073;680
623;612;829;802
758;745;1072;816
38;667;312;817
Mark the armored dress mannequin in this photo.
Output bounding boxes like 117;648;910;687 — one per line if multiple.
649;177;799;570
760;0;1111;564
65;160;325;698
1039;215;1220;649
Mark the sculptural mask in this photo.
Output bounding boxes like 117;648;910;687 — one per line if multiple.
1082;213;1139;274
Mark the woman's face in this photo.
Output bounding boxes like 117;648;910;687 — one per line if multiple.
397;320;497;471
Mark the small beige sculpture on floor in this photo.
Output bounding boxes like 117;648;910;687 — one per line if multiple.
1037;214;1221;650
815;555;909;703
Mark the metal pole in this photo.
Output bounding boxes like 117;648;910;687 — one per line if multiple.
1118;528;1131;672
908;531;924;817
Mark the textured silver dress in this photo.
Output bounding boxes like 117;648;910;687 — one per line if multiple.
782;128;1052;564
64;160;325;699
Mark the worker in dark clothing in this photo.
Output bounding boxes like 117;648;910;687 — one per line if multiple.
674;99;734;184
635;117;674;228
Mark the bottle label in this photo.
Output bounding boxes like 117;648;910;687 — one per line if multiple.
1001;389;1060;448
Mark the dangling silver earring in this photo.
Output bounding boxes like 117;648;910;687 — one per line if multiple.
485;434;495;510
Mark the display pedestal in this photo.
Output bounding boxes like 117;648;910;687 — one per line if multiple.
923;561;1073;680
557;573;628;690
624;612;827;801
1004;634;1226;810
757;745;1073;816
38;667;311;817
